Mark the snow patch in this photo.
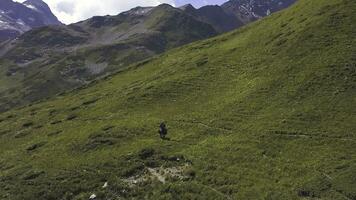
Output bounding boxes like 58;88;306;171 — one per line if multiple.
16;19;26;26
24;4;39;11
124;7;153;16
266;9;271;15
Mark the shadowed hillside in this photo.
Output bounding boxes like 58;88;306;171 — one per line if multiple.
0;0;355;199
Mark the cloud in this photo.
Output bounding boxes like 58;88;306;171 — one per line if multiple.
56;1;75;15
15;0;176;24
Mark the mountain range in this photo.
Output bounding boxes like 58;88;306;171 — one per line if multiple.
0;0;296;112
0;0;61;42
221;0;297;23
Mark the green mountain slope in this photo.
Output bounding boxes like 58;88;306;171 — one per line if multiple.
0;1;298;113
0;0;355;199
0;4;217;112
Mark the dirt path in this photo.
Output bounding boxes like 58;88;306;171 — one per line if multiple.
270;132;356;141
177;119;355;141
176;119;233;133
199;183;233;200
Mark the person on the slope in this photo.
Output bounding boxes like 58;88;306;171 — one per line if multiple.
159;122;168;139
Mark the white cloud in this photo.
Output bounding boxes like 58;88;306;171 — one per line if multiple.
15;0;176;24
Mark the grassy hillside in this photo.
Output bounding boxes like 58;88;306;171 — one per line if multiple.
0;0;355;199
0;4;217;112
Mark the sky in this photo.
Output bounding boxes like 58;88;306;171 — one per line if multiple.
15;0;228;24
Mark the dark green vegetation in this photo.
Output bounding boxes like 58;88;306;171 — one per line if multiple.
0;0;355;199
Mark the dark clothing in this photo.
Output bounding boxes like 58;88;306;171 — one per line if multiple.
159;123;167;139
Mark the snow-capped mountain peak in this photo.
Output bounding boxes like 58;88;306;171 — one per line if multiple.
0;0;61;42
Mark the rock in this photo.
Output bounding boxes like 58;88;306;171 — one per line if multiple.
102;182;108;188
89;194;96;199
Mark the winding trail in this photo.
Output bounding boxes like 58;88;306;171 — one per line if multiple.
176;119;233;133
270;132;356;141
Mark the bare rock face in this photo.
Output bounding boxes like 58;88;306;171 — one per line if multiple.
221;0;297;23
0;0;61;42
178;0;297;33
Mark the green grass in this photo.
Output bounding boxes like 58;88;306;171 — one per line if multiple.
0;0;355;199
0;4;218;112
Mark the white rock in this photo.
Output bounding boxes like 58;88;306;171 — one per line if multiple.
102;182;108;188
89;194;96;199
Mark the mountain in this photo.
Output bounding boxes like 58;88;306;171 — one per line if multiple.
179;0;297;33
0;0;355;199
0;4;217;111
222;0;297;23
0;1;297;112
23;0;61;25
180;4;244;32
0;0;61;42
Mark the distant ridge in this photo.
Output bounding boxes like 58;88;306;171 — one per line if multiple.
0;0;61;42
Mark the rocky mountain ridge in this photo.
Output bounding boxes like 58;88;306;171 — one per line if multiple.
0;0;61;41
